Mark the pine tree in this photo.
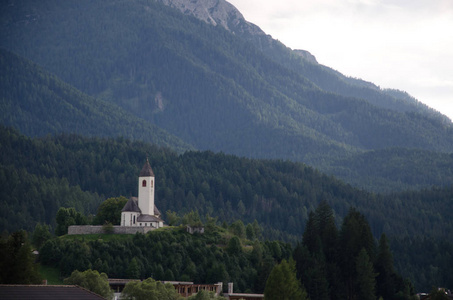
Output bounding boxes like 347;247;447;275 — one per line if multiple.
264;259;308;300
356;248;378;300
375;233;396;299
338;208;376;299
126;257;141;279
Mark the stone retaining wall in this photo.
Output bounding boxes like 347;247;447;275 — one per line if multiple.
68;225;155;235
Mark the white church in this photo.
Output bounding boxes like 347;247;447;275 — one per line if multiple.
121;159;164;228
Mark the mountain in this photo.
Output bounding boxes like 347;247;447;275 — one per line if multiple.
161;0;448;118
1;0;452;192
0;48;192;153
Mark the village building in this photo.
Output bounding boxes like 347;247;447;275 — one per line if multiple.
121;159;164;229
69;159;164;235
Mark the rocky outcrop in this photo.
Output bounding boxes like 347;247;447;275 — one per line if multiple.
154;0;317;64
155;0;263;35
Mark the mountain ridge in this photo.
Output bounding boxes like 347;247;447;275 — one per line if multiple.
1;0;452;192
164;0;448;120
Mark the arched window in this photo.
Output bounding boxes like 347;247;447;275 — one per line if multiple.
142;180;146;187
133;215;136;224
151;180;153;188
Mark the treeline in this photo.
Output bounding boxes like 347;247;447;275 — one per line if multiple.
1;127;452;240
326;147;453;192
1;126;452;291
40;224;292;293
36;203;419;298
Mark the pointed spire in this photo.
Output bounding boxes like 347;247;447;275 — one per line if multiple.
139;158;154;177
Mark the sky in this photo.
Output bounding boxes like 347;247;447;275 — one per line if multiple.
227;0;453;121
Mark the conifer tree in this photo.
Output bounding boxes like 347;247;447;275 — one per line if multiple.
356;248;378;300
0;231;42;284
375;233;397;299
264;259;308;300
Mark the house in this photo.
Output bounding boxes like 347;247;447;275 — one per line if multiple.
0;285;106;300
225;282;264;300
108;279;222;298
186;225;205;234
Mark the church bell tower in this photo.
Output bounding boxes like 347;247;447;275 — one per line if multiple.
138;159;155;216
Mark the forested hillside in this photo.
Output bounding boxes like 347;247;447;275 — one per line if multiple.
1;0;453;193
2;127;452;241
1;127;452;291
0;48;192;153
160;0;447;118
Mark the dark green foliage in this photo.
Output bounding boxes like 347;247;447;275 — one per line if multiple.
339;208;376;299
355;249;378;300
126;258;141;279
376;234;397;299
63;269;113;299
0;231;42;284
93;196;128;225
294;203;417;300
122;278;181;300
389;236;453;293
55;207;88;236
226;236;242;256
39;227;291;293
188;290;226;300
326;148;453;192
31;223;52;249
264;259;308;300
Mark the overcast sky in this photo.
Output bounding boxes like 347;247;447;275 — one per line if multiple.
227;0;453;121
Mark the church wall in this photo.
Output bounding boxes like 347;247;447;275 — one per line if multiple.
68;225;156;235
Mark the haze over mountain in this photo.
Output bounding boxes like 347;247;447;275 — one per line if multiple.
1;0;452;191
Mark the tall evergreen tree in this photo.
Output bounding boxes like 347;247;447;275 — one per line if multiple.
303;211;321;254
338;208;376;300
264;259;308;300
314;200;338;263
356;248;378;300
0;231;42;284
375;233;397;299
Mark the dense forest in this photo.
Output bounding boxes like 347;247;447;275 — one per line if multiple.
1;0;453;193
0;48;192;153
1;126;452;291
14;202;418;299
0;201;422;300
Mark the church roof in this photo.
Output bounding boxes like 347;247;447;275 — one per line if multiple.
121;197;161;216
154;205;161;216
121;197;141;212
137;214;164;222
139;159;154;177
